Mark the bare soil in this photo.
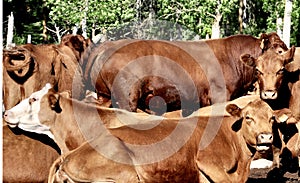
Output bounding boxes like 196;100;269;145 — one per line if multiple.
247;168;299;183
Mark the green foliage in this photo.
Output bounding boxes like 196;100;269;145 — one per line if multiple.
2;0;300;45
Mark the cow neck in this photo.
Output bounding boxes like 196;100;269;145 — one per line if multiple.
236;130;256;159
53;96;87;153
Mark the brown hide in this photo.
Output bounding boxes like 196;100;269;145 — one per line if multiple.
81;33;287;116
33;89;161;153
290;80;300;119
59;34;93;62
240;46;296;109
241;47;299;171
2;43;84;109
47;99;280;183
3;125;60;183
2;43;84;183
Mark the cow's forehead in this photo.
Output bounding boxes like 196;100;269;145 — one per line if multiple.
243;100;273;119
30;83;52;98
257;54;284;71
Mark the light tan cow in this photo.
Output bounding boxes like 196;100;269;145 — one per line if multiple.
4;84;292;182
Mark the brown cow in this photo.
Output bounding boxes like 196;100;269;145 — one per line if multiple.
59;34;93;62
3;125;60;183
284;58;300;176
80;32;287;116
2;43;84;110
240;47;300;178
240;46;296;109
3;41;82;182
3;84;292;182
46;99;289;183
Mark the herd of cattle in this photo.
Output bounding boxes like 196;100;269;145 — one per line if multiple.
2;32;300;182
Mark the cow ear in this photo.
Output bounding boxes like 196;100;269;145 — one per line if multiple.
282;46;295;65
259;33;269;50
240;54;256;67
285;61;300;72
273;108;297;124
231;118;243;132
226;104;242;118
260;33;268;40
227;104;243;132
48;94;62;113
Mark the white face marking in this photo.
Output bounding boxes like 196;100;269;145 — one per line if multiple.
4;83;54;139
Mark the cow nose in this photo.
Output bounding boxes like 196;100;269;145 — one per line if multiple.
261;90;278;100
257;133;273;144
3;110;12;119
3;110;14;122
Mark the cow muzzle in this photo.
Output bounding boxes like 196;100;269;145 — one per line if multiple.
261;90;278;100
256;133;273;152
3;110;19;128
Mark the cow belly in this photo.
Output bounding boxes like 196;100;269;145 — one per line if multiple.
3;126;59;183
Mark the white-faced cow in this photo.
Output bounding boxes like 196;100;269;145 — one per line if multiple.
4;84;293;182
2;35;89;183
2;43;84;110
79;32;287;116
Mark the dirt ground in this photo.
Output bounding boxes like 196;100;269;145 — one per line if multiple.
247;168;299;183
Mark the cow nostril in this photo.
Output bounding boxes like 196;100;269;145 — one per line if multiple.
3;111;9;117
258;134;273;143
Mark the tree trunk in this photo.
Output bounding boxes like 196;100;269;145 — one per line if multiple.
238;0;244;33
54;24;62;43
283;0;293;47
81;0;89;38
42;19;48;43
276;17;283;39
6;12;14;48
211;0;222;39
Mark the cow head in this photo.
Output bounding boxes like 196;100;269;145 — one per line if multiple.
60;34;93;61
226;100;274;152
285;47;300;73
3;46;37;81
240;46;295;100
3;83;55;138
260;32;288;54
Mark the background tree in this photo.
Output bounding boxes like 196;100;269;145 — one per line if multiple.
2;0;300;46
282;0;293;47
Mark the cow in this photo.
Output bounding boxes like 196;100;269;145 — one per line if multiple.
59;34;93;62
3;84;162;153
240;46;300;176
3;84;292;182
2;43;84;110
3;39;83;182
46;99;291;183
80;32;287;116
283;49;300;176
3;125;60;183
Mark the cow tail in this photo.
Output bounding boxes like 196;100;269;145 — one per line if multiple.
48;155;64;183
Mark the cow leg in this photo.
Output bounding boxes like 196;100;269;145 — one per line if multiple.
199;172;211;183
272;123;284;168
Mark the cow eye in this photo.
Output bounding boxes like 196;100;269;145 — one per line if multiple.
256;68;263;76
276;68;285;76
29;97;38;105
245;115;253;123
270;117;275;123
